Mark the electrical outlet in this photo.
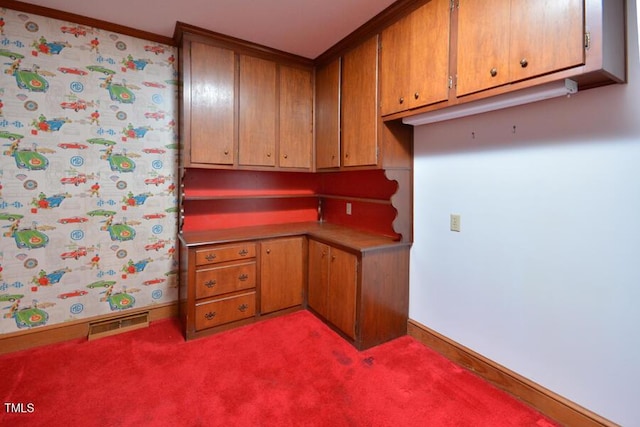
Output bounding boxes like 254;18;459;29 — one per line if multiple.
346;202;352;215
450;214;461;232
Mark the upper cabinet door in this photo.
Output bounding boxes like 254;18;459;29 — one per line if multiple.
380;0;451;116
457;0;585;97
279;65;313;169
341;35;379;168
239;55;277;167
509;0;584;82
189;42;236;165
456;0;511;97
315;59;341;170
408;0;451;109
380;13;411;116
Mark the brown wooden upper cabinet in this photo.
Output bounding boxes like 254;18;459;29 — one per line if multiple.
341;35;379;168
380;0;451;116
187;41;236;166
179;27;313;171
279;65;314;169
315;59;341;170
239;55;278;167
456;0;585;97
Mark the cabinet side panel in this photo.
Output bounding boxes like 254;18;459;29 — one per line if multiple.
359;246;410;349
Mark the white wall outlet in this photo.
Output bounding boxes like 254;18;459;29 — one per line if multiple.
346;202;352;215
450;214;461;232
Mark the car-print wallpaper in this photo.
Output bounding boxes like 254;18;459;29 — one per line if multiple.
0;7;178;334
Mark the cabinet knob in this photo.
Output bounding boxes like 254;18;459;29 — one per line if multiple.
414;92;419;100
266;249;271;254
283;154;288;159
238;274;249;281
224;150;229;155
205;280;216;288
267;152;271;158
238;303;249;312
490;68;498;77
399;97;404;104
520;58;528;68
238;249;248;256
205;253;217;261
204;311;217;320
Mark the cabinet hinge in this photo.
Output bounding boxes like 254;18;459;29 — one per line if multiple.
448;75;454;89
450;0;455;11
584;31;591;50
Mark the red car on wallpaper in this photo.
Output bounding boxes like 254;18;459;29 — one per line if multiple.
144;176;165;185
60;26;87;37
60;100;87;111
144;241;166;251
144;45;165;55
58;290;88;299
142;148;166;154
143;212;166;220
143;277;166;286
57;67;88;75
58;216;88;224
58;142;88;149
60;247;88;260
144;111;165;120
60;174;87;186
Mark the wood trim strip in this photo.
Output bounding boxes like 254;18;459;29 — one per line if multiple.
0;0;175;45
407;319;619;427
0;303;178;355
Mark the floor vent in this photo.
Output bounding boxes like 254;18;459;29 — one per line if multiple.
88;312;149;340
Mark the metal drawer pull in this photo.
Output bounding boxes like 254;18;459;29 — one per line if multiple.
238;274;249;281
205;253;217;261
238;304;249;312
204;311;217;320
238;249;248;256
205;280;216;288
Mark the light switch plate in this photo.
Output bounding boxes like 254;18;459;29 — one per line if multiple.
450;214;461;232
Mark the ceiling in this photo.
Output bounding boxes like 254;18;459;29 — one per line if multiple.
23;0;398;58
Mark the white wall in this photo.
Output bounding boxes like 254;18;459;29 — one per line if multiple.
410;2;640;425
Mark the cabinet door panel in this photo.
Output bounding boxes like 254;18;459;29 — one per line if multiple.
409;0;451;109
380;14;411;116
315;59;341;169
260;237;304;314
190;42;235;165
509;0;584;82
341;36;378;167
308;240;329;318
328;247;357;339
456;0;511;96
239;55;277;167
279;66;313;169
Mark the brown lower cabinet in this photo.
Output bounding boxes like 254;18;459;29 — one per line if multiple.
308;240;357;339
307;238;410;350
179;228;410;349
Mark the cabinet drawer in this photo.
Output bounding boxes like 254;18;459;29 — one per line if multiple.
195;291;256;331
195;243;256;266
195;262;256;299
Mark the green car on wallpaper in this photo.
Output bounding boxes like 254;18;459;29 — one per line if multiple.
86;65;116;75
0;130;24;141
13;307;49;329
86;138;116;146
107;292;135;311
0;212;24;221
87;209;116;217
13;228;49;249
108;154;136;172
0;294;24;302
14;69;50;92
86;280;116;289
12;149;49;170
0;48;25;60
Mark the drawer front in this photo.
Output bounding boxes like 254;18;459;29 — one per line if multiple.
195;262;256;299
195;292;256;331
195;243;256;266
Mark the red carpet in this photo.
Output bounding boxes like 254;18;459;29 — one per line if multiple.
0;311;558;426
